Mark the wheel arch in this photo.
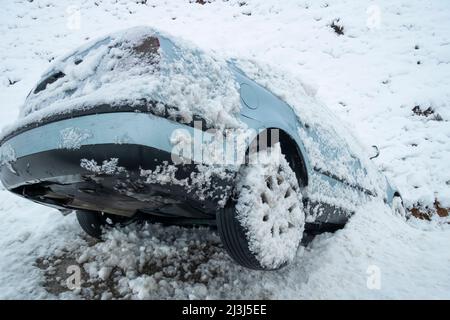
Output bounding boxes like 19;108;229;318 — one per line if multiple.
246;128;309;187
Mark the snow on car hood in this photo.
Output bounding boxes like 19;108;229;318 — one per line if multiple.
3;26;242;137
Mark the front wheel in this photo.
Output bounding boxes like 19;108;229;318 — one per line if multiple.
217;144;305;270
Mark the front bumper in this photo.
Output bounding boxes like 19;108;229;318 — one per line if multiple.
0;112;235;218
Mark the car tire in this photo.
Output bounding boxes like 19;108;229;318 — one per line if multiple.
217;144;305;270
76;210;134;239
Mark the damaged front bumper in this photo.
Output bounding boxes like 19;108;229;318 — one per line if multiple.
0;112;236;219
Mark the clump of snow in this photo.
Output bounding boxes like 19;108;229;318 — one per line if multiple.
140;162;187;187
0;143;16;174
58;127;92;150
236;144;304;269
140;162;235;207
80;158;124;175
305;172;367;217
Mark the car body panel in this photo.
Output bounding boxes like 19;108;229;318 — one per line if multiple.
2;112;208;164
0;27;399;226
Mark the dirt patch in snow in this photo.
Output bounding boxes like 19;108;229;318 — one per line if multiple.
36;254;127;299
35;221;316;300
409;200;449;221
35;223;238;299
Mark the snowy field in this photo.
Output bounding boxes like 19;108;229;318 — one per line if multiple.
0;0;449;299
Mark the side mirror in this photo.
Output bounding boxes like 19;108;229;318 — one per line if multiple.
369;145;380;160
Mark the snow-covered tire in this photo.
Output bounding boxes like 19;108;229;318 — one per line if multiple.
217;144;305;270
76;210;134;239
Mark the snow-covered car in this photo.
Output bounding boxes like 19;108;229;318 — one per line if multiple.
0;27;404;270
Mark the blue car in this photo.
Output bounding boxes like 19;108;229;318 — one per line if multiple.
0;27;404;270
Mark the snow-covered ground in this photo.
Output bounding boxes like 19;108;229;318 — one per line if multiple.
0;0;449;299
